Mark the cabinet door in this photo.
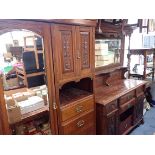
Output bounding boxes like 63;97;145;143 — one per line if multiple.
107;112;119;135
51;25;77;85
134;94;144;124
77;26;94;78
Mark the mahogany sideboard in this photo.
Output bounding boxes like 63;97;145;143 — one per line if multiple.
95;67;148;135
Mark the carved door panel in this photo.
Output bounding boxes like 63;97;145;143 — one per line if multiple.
107;112;119;135
134;95;144;124
76;26;94;78
51;25;77;85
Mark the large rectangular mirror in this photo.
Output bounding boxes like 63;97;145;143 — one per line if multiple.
95;39;121;68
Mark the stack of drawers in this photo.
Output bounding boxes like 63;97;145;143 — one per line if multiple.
59;95;95;135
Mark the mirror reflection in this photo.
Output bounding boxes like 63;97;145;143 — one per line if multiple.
0;30;51;135
95;39;121;67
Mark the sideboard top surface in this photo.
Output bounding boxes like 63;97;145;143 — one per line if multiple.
95;79;148;105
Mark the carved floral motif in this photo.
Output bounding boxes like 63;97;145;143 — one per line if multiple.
80;32;90;69
61;31;73;73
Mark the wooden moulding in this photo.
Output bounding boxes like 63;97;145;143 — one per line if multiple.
14;19;97;27
95;66;128;87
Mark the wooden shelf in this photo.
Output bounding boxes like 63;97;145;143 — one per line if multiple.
60;87;92;107
10;106;49;126
26;71;45;78
129;48;155;80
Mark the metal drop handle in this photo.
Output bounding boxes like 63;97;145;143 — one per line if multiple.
77;120;85;128
76;105;83;113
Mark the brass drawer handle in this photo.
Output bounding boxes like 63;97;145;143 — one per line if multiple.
76;105;83;113
77;120;85;128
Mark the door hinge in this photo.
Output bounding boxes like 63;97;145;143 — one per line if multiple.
53;102;57;110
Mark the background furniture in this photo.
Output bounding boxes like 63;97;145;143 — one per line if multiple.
9;46;23;61
16;51;45;87
24;35;44;70
128;48;155;81
3;52;13;62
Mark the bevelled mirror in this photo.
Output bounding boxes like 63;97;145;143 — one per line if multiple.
95;38;121;68
0;29;52;135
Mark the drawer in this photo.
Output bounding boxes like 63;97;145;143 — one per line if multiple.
60;96;94;122
119;91;135;105
119;98;136;114
119;115;132;134
60;110;95;135
136;86;144;96
105;100;118;114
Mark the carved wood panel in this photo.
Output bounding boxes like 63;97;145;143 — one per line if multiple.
78;27;93;77
61;31;74;73
107;114;118;135
80;32;90;69
134;95;144;124
52;24;77;85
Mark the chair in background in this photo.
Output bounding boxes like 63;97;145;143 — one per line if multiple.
16;51;45;88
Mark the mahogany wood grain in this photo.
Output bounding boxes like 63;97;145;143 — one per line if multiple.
60;110;95;135
60;95;94;122
95;67;148;135
0;77;10;134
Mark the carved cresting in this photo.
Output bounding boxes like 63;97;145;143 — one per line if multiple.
80;32;90;69
61;31;74;73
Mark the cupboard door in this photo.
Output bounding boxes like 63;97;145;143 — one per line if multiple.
52;25;77;85
134;94;144;124
77;26;94;77
107;112;119;135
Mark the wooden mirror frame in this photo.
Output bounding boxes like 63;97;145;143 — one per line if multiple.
95;21;125;73
0;19;58;134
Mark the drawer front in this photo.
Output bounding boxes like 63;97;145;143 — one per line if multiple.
119;98;136;114
119;91;135;105
60;110;95;135
136;86;144;96
61;96;94;122
105;100;118;114
119;115;132;134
